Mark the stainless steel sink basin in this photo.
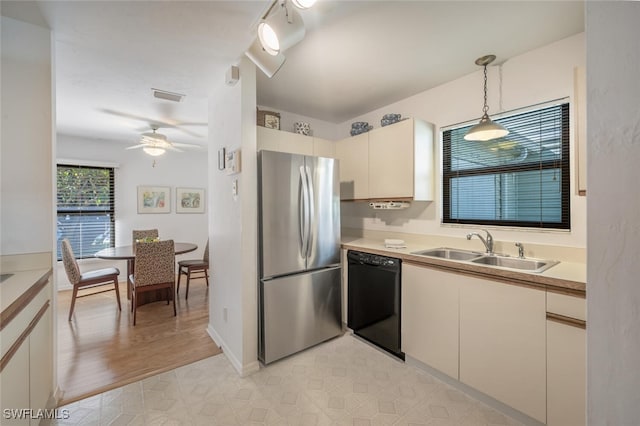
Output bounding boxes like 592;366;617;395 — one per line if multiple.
411;247;559;273
411;248;483;261
471;255;559;273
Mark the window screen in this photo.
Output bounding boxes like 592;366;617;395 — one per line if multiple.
56;165;115;260
442;102;570;229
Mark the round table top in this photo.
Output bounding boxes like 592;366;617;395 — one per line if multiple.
95;242;198;260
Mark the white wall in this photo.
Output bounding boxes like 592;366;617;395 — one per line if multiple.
257;105;341;141
1;16;53;256
335;33;586;250
207;58;259;376
55;134;208;288
587;2;640;424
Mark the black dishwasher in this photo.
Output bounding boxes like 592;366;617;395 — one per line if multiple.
347;250;404;360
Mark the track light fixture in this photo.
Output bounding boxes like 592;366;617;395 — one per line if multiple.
245;38;286;78
258;0;306;56
245;0;314;78
464;54;509;142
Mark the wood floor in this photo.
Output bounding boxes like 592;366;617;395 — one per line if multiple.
56;278;222;406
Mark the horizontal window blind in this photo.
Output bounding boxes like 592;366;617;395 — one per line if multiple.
56;165;115;260
443;102;570;229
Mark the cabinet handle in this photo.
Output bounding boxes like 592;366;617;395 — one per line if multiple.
546;312;586;329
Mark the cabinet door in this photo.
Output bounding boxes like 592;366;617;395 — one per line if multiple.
30;305;53;414
257;126;313;155
1;343;30;425
368;119;414;199
313;137;335;158
335;133;369;200
460;277;546;423
547;320;586;426
402;264;459;379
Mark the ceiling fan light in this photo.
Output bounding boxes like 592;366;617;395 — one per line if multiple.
464;114;509;141
291;0;316;9
143;146;166;156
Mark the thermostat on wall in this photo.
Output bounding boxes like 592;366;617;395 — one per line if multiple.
369;201;411;210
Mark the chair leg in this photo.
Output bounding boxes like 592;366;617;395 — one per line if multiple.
114;278;122;311
205;268;210;288
68;286;79;321
176;267;182;294
185;269;191;300
172;284;177;316
133;290;137;326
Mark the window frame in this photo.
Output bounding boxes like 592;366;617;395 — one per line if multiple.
442;101;571;230
56;163;116;260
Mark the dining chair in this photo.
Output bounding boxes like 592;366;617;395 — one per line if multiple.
129;239;176;325
132;229;159;245
61;238;121;321
176;239;209;299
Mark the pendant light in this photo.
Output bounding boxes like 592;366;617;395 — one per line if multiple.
464;54;509;142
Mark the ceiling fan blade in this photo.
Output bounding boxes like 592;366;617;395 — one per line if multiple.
125;144;146;150
172;142;204;149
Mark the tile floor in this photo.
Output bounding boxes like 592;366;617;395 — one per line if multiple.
54;334;523;425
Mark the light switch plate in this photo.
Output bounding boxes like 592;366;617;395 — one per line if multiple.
225;149;241;175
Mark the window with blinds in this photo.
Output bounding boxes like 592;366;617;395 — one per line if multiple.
56;165;115;260
442;102;570;229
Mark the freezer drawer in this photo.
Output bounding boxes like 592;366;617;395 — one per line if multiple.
259;266;342;364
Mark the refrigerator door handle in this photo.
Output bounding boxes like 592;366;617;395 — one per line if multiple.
304;165;315;258
299;165;311;259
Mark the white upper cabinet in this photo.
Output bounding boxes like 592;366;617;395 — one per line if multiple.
257;126;335;158
334;132;369;200
335;118;434;201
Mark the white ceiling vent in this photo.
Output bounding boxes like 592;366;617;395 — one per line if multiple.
151;88;185;102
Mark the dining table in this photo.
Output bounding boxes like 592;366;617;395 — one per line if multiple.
95;242;197;304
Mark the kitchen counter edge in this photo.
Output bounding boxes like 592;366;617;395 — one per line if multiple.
341;240;585;297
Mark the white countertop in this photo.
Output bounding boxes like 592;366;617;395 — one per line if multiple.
342;236;586;294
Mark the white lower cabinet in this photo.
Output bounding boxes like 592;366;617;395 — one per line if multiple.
459;276;547;423
546;292;586;426
402;264;459;379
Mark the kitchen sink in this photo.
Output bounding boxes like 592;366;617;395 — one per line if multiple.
471;255;559;273
411;248;483;261
410;247;559;273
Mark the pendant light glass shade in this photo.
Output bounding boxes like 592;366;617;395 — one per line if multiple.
464;54;509;142
245;37;286;78
258;4;305;56
143;146;166;156
464;113;509;141
291;0;316;8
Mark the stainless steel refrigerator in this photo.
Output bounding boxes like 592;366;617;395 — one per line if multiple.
258;150;342;364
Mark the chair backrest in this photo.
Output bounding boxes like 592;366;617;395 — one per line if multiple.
132;229;159;245
61;239;81;285
134;239;175;287
203;239;209;263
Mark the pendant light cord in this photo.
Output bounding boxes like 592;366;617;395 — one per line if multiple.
482;64;489;115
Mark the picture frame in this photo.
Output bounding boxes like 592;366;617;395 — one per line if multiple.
257;109;280;130
137;186;171;214
176;187;205;213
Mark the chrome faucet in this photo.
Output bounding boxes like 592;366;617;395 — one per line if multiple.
467;229;494;254
515;242;525;259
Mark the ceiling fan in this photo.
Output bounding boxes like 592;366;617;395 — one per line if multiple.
126;127;203;156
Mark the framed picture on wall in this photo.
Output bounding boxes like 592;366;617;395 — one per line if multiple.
176;187;205;213
137;186;171;213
